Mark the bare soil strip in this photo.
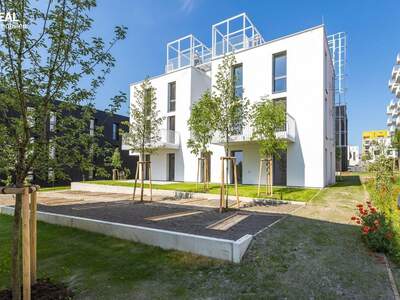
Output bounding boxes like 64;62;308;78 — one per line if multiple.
207;213;249;231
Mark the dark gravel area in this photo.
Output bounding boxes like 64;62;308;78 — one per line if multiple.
36;201;282;240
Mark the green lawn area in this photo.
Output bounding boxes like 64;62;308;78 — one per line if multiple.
40;186;70;192
85;180;318;202
0;174;397;299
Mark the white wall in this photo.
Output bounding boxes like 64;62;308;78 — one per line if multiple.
129;25;335;188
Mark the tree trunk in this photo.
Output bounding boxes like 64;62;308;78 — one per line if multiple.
11;188;23;300
225;133;229;209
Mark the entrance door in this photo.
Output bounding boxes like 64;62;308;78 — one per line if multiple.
273;150;287;186
167;153;175;181
144;154;150;180
230;150;243;184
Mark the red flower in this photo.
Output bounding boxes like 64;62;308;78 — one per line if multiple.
356;204;363;208
356;220;361;224
362;226;370;234
366;201;371;205
370;207;377;213
351;216;357;221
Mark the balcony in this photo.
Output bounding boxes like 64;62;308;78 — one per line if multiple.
122;129;181;152
389;125;396;134
396;117;400;127
211;113;295;145
397;53;400;65
392;66;399;80
387;117;393;126
389;80;398;93
390;99;397;109
387;105;393;115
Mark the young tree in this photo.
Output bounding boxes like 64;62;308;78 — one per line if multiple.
391;129;400;170
251;98;287;195
213;55;249;206
187;90;218;190
111;147;122;180
0;0;127;298
122;79;164;201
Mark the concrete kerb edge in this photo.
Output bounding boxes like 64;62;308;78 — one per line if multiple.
0;205;252;263
71;182;306;206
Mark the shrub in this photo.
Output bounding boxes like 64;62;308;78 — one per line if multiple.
352;202;394;253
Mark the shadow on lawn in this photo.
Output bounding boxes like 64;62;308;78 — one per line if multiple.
333;175;361;187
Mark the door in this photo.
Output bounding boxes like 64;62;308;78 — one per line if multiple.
273;150;287;186
230;150;243;184
144;154;150;180
167;153;175;181
167;116;175;144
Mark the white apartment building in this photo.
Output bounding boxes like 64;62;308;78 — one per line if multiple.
128;13;336;188
348;145;360;167
387;53;400;135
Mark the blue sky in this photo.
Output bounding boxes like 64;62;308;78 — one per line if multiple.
89;0;400;148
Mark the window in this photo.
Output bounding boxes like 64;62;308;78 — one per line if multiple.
273;52;287;93
168;82;176;112
90;119;96;136
232;64;243;98
49;112;56;132
112;123;119;141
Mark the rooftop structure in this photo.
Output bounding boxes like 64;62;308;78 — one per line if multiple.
212;13;265;58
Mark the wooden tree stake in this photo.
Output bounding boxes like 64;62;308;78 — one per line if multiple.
219;157;240;212
30;191;37;284
132;161;152;201
22;187;31;300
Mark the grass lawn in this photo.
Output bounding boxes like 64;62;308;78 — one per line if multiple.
85;180;318;202
40;186;70;192
0;174;397;299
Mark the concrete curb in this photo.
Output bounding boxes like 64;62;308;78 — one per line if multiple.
0;206;252;263
71;182;306;206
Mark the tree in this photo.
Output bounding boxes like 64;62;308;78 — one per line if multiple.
391;129;400;170
213;54;249;206
251;98;287;195
122;78;164;201
0;0;127;298
187;90;218;190
111;147;122;180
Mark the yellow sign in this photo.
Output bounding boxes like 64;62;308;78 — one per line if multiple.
362;130;388;140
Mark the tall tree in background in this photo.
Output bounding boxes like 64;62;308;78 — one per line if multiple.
123;79;164;201
0;0;127;298
213;54;249;206
187;90;218;191
251;98;287;195
391;129;400;170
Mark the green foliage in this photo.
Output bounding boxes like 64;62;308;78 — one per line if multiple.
250;99;287;159
0;0;128;185
367;155;393;192
391;129;400;153
187;90;217;157
122;78;164;160
213;54;249;155
111;148;122;170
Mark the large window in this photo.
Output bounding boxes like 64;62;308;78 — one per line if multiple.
273;52;287;93
168;81;176;112
232;64;243;98
112;122;119;141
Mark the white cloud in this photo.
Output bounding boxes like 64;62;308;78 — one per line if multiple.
180;0;195;14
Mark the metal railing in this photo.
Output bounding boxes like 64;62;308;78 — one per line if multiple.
121;129;180;151
211;113;296;144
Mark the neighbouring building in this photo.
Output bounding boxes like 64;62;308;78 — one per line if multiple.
361;130;393;162
347;145;360;167
126;13;336;188
335;104;348;171
387;53;400;136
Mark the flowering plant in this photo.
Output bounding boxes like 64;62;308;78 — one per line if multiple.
351;201;393;253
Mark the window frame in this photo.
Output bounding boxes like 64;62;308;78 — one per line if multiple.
272;51;287;93
112;122;119;141
168;81;176;112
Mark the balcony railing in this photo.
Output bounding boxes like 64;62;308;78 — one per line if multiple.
211;113;296;144
121;129;180;152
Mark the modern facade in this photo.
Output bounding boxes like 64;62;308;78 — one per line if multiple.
335;105;348;171
387;53;400;136
361;130;393;162
128;13;336;188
